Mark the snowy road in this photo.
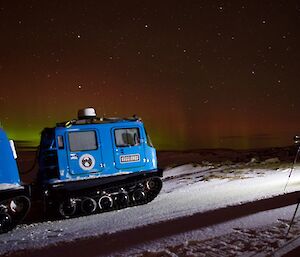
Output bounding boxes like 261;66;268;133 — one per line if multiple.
1;164;300;256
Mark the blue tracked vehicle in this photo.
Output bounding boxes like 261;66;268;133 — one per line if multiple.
0;129;31;233
37;108;163;218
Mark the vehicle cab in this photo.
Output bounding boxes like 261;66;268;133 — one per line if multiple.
38;108;159;186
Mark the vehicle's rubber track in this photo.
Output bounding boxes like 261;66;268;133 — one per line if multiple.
45;176;163;219
0;195;31;233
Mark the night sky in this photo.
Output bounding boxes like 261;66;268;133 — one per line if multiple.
0;1;300;150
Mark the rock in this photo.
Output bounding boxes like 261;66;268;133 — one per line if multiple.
262;157;280;164
202;160;213;166
249;157;260;163
221;160;233;166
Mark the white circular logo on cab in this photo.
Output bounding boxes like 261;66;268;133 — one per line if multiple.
79;154;95;170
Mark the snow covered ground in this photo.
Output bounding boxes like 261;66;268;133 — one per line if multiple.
119;207;300;257
1;162;300;256
0;183;23;190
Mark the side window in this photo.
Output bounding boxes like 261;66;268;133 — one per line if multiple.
145;129;154;147
57;136;64;149
115;128;140;147
69;131;98;152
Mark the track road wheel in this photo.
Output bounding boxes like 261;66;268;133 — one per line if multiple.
98;195;113;210
59;198;77;218
81;197;97;215
0;213;12;233
115;192;129;207
9;196;31;222
132;189;146;204
146;178;163;193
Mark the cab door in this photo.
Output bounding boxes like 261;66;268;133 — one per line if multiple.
67;130;103;175
113;127;146;170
